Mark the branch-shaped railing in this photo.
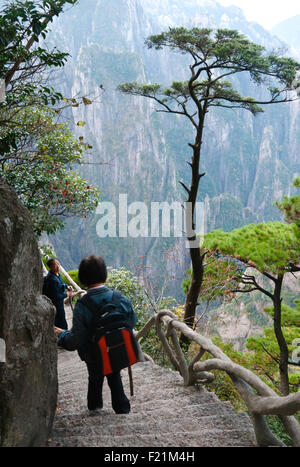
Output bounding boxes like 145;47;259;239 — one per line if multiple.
135;310;300;447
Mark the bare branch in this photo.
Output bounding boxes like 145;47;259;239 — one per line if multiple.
179;180;190;195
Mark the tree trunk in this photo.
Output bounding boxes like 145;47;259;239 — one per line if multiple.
273;275;290;396
180;72;209;346
183;245;204;330
181;129;205;345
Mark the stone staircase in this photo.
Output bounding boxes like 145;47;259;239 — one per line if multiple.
48;347;257;447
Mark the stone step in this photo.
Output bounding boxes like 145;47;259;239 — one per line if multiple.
49;427;255;448
49;348;256;448
56;390;233;419
53;398;239;429
52;412;252;438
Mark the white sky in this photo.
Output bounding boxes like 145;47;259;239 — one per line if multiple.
217;0;300;30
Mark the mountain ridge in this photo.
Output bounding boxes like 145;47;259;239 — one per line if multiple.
47;0;299;304
271;14;300;57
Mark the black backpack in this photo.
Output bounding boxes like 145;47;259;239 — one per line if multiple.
79;290;139;376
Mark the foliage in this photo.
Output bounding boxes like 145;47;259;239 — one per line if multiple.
118;27;300;333
0;0;80;152
105;267;150;321
200;337;248;411
0;1;103;237
276;177;300;227
100;266;183;365
202;337;297;445
64;269;83;289
203;222;300;276
201;220;300;395
246;300;300;391
265;300;300;327
1;105;100;235
0;0;77;88
182;254;240;303
119;27;300;117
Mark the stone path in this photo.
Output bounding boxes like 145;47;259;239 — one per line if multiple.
48;306;256;447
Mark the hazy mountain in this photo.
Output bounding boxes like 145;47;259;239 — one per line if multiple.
45;0;300;301
271;14;300;56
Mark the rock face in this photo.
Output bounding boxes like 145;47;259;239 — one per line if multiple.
0;181;58;447
49;0;300;294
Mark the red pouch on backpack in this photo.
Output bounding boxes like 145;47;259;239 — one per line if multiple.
97;327;139;375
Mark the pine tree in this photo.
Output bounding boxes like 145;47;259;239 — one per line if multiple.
119;27;300;340
203;221;300;395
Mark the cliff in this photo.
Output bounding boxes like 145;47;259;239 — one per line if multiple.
47;0;300;304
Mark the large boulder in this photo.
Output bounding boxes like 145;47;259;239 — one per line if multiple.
0;180;58;447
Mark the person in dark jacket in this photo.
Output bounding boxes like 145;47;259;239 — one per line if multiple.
54;255;137;414
44;258;73;330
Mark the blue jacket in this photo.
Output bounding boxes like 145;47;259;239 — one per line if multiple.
58;286;137;362
44;271;67;311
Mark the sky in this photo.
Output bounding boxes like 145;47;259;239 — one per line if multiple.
217;0;300;30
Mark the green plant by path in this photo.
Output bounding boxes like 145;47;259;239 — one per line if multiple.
202;221;300;396
1;105;100;236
